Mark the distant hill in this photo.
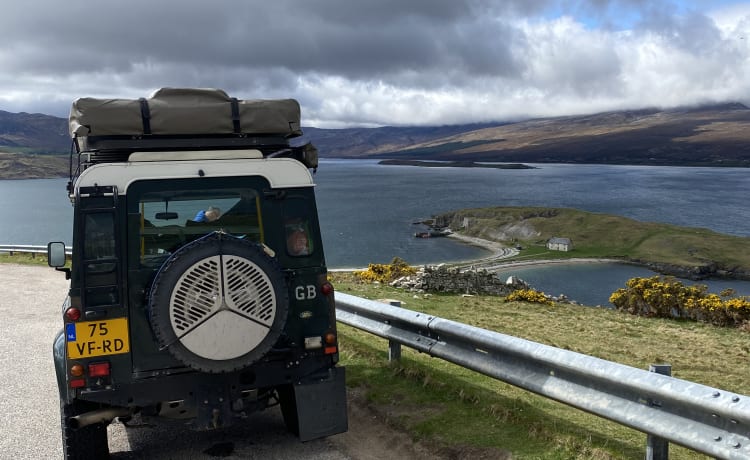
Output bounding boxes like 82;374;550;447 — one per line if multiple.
295;123;501;157
1;102;750;178
0;111;69;153
299;102;750;166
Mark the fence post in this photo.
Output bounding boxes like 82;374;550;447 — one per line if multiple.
645;364;672;460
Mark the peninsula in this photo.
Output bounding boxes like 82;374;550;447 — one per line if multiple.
433;206;750;280
378;159;534;169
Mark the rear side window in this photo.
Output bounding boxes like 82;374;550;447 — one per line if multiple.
285;219;313;256
283;197;316;258
84;212;115;261
82;211;119;304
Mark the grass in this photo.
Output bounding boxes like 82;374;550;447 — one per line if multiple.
332;272;748;459
439;206;750;272
0;252;53;266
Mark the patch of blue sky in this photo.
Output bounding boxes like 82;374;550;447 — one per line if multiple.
537;0;749;31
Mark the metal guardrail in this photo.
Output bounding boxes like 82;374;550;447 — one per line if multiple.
0;244;72;256
335;292;750;459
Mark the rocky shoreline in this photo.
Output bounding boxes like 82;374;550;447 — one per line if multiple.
634;259;750;282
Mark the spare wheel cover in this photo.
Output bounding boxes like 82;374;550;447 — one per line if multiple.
149;234;288;373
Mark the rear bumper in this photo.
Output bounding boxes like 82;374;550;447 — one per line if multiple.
54;326;337;408
80;355;337;405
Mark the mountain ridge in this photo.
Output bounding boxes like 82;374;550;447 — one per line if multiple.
302;102;750;166
1;103;749;174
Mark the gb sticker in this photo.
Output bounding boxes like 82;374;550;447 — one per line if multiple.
295;285;317;300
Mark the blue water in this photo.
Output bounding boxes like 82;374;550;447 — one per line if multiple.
0;178;73;244
493;262;750;307
2;160;749;304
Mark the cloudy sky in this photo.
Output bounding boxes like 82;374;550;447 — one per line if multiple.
1;0;749;127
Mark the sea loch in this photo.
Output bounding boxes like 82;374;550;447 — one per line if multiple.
2;160;749;304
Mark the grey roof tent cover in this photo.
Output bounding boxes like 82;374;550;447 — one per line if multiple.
69;88;302;138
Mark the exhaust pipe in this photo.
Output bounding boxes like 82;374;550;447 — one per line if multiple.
70;407;133;429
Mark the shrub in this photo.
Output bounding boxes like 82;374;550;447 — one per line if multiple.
609;276;750;329
355;257;417;284
505;289;554;306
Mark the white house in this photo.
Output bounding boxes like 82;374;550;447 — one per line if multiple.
547;237;573;252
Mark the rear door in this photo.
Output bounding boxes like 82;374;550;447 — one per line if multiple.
125;176;271;374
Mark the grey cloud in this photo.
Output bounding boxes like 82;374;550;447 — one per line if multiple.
0;0;748;125
0;0;531;79
637;7;725;54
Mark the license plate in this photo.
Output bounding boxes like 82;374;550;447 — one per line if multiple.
66;318;130;359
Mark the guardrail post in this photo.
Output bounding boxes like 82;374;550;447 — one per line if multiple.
645;364;672;460
381;300;402;363
388;340;402;362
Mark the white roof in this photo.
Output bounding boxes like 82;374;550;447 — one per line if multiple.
75;151;314;193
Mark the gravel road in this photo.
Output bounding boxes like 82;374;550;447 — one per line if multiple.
0;264;357;459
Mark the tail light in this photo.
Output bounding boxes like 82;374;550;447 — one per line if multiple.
321;282;334;296
69;363;85;388
65;307;81;321
88;362;111;377
324;332;337;354
69;362;111;388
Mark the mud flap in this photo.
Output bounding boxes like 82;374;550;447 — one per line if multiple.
280;366;348;442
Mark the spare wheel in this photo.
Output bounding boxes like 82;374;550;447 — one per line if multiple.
149;233;289;373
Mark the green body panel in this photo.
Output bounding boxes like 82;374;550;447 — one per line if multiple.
55;172;342;409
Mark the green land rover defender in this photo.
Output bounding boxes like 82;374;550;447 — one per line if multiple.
47;88;347;459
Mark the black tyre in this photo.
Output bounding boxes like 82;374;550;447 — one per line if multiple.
60;399;109;460
149;233;289;373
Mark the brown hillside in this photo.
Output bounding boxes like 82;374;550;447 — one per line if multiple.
373;104;750;166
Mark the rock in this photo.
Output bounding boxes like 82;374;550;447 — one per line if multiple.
388;264;528;296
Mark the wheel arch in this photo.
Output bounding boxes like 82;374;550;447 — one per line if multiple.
53;329;72;403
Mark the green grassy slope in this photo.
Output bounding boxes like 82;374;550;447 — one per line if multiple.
333;274;748;459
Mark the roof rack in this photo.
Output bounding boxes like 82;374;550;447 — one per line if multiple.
75;133;291;153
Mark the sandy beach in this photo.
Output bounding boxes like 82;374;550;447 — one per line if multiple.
446;232;624;271
331;232;624;272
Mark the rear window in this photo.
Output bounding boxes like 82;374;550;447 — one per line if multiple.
135;188;262;266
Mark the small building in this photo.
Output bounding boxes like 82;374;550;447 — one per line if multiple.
547;237;573;252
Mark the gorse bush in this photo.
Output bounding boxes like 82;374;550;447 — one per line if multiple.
355;257;417;283
505;289;554;306
609;276;750;329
